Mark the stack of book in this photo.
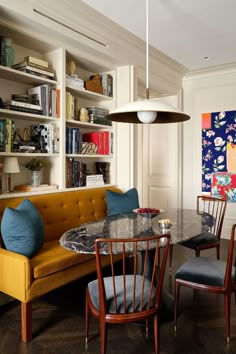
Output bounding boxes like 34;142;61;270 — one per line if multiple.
12;56;55;80
3;98;43;115
87;106;111;126
14;184;58;192
66;74;84;89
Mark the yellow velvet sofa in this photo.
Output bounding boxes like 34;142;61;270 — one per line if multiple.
0;186;122;343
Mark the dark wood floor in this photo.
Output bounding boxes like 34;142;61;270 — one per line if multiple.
0;240;236;354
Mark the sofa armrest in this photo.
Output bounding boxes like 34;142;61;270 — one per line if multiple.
0;248;32;302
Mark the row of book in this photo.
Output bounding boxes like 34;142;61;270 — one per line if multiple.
66;92;111;126
66;158;87;188
3;85;60;118
0;119;14;152
66;128;112;155
0;119;59;153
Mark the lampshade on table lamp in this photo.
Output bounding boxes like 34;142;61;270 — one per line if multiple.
3;157;20;192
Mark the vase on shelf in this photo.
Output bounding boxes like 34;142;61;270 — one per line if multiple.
31;171;42;186
3;37;14;67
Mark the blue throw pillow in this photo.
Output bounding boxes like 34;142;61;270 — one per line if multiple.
1;199;44;258
106;188;140;216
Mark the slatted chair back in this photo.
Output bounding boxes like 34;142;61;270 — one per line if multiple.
86;233;170;354
94;234;170;319
197;195;227;240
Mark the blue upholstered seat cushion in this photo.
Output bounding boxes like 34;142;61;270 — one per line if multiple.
1;199;44;258
106;188;139;216
176;257;235;287
180;232;218;249
88;274;156;313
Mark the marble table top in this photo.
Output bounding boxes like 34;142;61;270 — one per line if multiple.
59;208;214;255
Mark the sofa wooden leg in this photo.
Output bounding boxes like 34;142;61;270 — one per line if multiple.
21;302;32;343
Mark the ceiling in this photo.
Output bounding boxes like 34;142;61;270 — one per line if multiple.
82;0;236;72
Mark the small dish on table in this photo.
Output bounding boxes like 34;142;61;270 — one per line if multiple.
133;207;164;219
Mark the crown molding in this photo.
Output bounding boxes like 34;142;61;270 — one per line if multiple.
184;62;236;81
1;0;187;95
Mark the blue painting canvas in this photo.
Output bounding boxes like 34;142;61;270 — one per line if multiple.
202;110;236;197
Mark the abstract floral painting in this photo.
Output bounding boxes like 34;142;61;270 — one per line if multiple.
202;110;236;201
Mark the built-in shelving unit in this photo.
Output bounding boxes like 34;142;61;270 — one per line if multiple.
0;19;117;196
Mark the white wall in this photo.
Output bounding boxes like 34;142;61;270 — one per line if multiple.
182;65;236;238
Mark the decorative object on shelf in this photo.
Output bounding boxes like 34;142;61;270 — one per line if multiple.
106;0;190;124
81;142;98;155
3;156;20;192
85;74;103;94
23;156;47;171
68;60;77;77
30;171;42;186
86;174;104;187
23;157;47;186
3;37;14;67
79;107;89;122
95;162;110;183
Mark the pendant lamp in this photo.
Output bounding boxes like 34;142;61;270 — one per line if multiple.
106;0;190;124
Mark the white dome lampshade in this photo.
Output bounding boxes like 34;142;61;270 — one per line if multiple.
107;99;190;124
106;0;190;125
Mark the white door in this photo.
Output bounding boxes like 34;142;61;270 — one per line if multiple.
138;94;183;210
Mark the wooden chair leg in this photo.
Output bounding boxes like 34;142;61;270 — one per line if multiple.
153;314;159;354
169;244;173;272
145;319;149;339
195;248;200;257
100;319;107;354
21;301;32;343
174;282;180;332
224;293;231;344
85;293;89;344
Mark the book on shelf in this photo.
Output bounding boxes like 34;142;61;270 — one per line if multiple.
66;126;82;154
16;67;54;80
4;100;42;111
66;75;85;89
24;55;49;68
3;104;43;115
31;123;59;154
14;184;58;192
12;61;53;73
28;84;50;116
0;37;6;66
101;73;113;97
82;131;111;155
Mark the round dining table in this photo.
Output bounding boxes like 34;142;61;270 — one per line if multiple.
59;208;214;255
59;208;214;322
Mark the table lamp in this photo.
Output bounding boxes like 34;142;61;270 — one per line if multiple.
3;157;20;192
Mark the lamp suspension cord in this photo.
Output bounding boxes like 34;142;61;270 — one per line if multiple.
146;0;149;99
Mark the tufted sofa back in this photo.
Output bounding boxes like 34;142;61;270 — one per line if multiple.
0;186;122;243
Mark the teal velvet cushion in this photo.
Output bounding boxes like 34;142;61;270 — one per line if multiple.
1;199;44;258
106;188;139;216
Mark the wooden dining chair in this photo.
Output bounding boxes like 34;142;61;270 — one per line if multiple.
169;195;227;271
85;233;170;354
174;224;236;343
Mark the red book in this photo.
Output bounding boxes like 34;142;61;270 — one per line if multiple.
83;131;105;154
